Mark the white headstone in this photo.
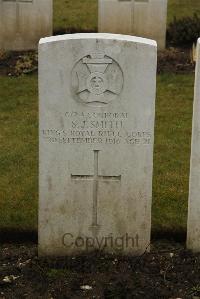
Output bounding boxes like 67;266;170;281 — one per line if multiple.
98;0;168;50
39;33;157;256
187;38;200;252
0;0;52;50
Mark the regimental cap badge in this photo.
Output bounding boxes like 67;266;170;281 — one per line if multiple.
71;52;123;105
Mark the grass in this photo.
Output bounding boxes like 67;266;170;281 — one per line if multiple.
53;0;98;32
0;0;198;233
152;73;194;233
0;73;194;232
168;0;200;24
53;0;200;32
0;75;38;231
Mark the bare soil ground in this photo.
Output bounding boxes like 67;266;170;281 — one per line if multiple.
157;47;195;74
0;239;200;299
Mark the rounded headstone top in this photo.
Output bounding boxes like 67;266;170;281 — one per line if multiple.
39;33;157;48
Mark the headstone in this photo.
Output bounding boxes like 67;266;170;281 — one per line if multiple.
187;38;200;252
98;0;168;50
39;33;157;256
0;0;52;50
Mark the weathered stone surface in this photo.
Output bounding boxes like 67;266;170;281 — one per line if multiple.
187;38;200;252
39;33;157;256
98;0;167;50
0;0;52;50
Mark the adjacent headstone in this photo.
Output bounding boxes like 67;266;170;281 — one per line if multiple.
39;33;157;256
98;0;168;50
187;38;200;252
0;0;52;50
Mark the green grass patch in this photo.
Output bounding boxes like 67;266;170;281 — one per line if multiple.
0;73;194;233
168;0;200;24
53;0;98;32
0;75;38;231
152;73;194;233
53;0;200;32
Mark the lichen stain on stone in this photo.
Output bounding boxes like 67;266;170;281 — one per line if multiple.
59;205;67;215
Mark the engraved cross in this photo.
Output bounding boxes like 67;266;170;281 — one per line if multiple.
71;150;121;235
